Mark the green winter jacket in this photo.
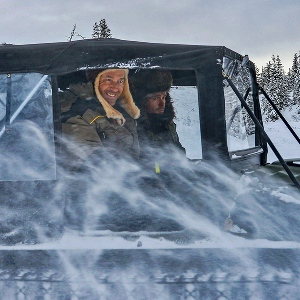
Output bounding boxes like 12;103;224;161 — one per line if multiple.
60;81;140;166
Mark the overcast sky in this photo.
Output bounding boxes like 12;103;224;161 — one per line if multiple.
2;0;300;70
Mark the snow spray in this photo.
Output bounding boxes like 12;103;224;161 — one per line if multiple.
1;124;300;298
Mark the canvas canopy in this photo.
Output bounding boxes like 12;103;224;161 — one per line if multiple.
0;38;244;76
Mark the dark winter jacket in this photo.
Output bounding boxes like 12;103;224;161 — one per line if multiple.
130;69;184;152
136;93;185;152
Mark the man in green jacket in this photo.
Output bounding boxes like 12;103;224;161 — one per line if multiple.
60;69;140;166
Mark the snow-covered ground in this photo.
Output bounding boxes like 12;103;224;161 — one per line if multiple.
263;105;300;162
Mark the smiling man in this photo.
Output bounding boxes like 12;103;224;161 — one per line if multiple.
60;69;140;165
97;69;125;106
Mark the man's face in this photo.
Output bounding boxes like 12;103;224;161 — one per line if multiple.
145;91;167;114
98;69;125;106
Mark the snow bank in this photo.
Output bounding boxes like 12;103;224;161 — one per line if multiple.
263;105;300;163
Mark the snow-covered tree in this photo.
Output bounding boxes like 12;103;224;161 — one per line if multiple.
259;61;272;90
254;63;260;82
290;53;300;106
92;19;112;39
290;54;298;85
260;55;289;121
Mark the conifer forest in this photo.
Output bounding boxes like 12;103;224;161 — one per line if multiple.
257;53;300;122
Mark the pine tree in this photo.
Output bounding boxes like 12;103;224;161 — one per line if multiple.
99;19;112;38
260;55;289;121
260;61;272;90
291;53;298;85
92;22;100;39
92;19;112;39
286;68;292;92
254;63;261;83
290;53;300;105
275;55;289;108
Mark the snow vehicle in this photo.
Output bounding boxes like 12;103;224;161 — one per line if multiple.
0;38;300;299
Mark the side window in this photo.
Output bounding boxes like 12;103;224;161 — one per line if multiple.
223;57;256;153
0;73;56;181
170;86;202;159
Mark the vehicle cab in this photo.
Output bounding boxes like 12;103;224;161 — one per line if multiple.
0;39;299;299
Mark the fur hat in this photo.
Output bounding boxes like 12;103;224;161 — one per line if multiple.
94;69;140;126
132;69;173;97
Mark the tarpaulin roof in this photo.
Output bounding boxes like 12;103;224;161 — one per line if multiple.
0;38;243;76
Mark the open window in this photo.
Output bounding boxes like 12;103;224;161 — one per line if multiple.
170;84;202;159
0;73;56;181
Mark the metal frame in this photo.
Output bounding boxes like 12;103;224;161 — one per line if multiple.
224;74;300;190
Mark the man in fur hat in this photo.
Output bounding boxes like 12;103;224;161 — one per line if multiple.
60;69;140;165
132;69;184;152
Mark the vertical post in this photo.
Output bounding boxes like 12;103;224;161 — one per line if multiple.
5;74;11;127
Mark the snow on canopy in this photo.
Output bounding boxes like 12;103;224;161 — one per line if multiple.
0;38;244;76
